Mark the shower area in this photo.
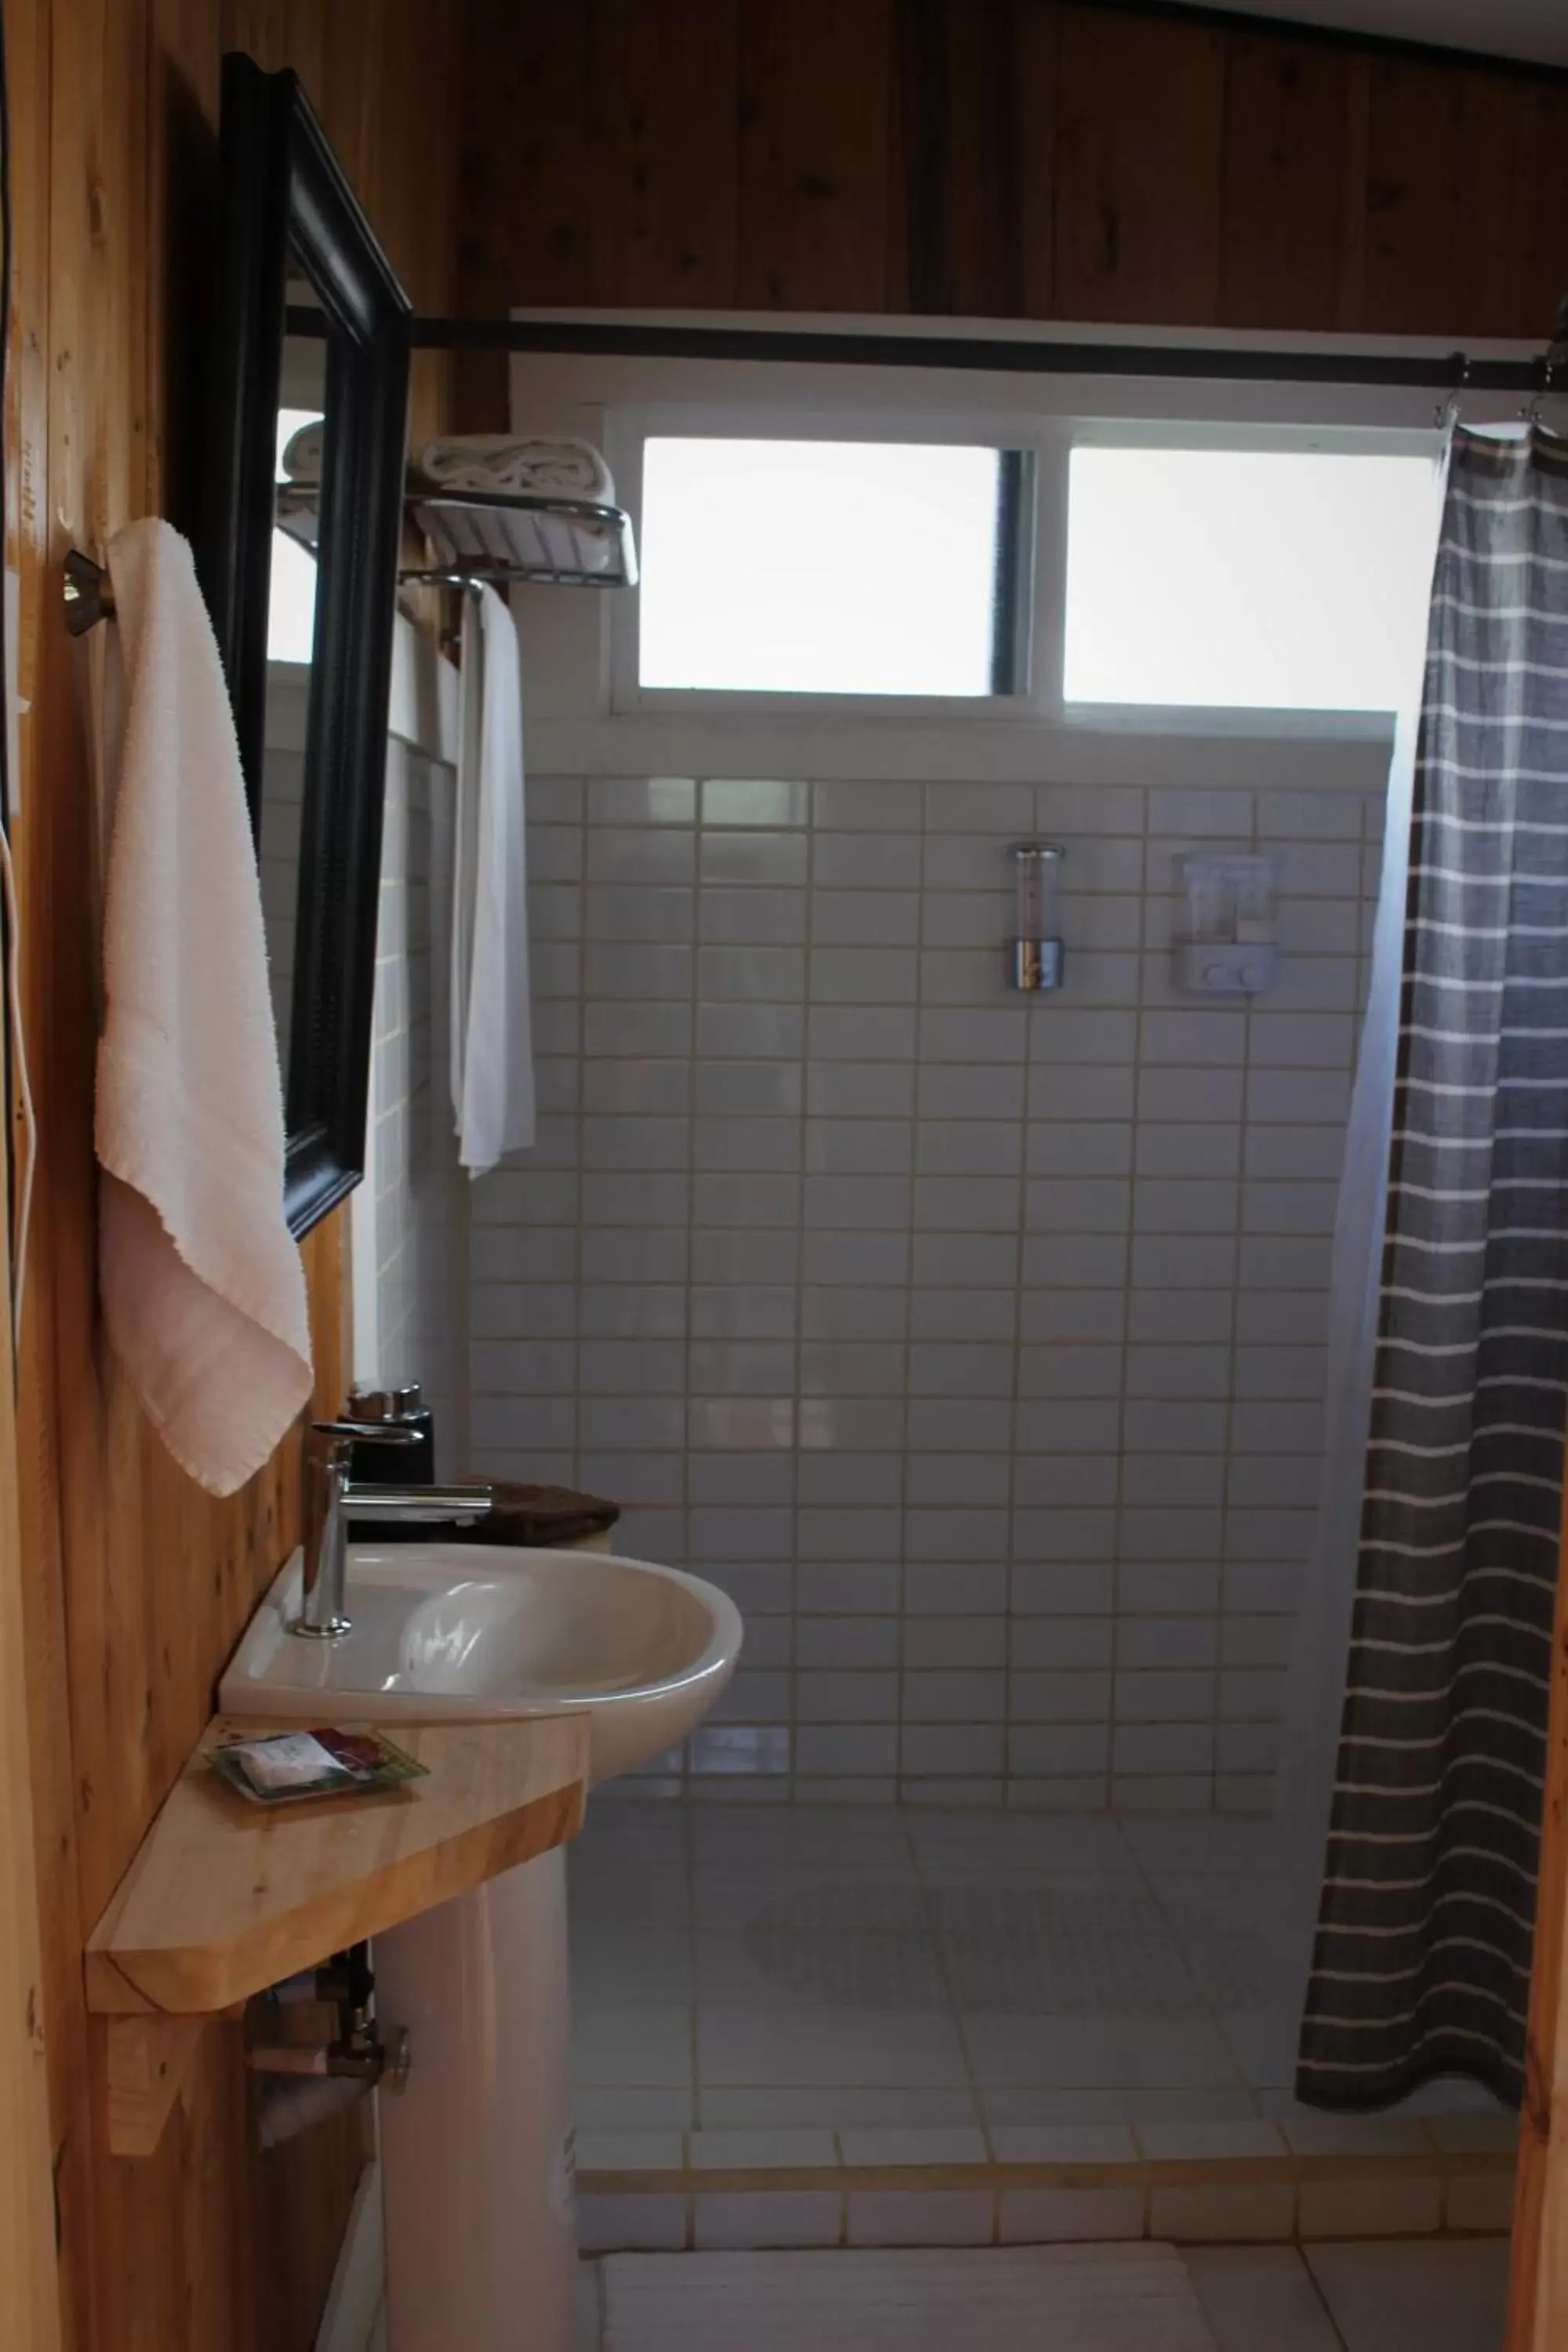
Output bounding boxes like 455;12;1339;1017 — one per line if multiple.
358;339;1566;2265
544;768;1511;2246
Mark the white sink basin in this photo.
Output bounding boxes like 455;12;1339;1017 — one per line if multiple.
218;1543;742;1784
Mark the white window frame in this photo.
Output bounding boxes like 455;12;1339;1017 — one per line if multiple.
1056;416;1441;740
608;404;1044;722
500;323;1534;777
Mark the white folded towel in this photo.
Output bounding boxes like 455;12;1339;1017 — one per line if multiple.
97;520;314;1496
281;418;325;482
417;434;614;503
452;583;535;1174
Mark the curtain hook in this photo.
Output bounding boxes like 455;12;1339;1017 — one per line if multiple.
1523;297;1568;426
1436;352;1469;434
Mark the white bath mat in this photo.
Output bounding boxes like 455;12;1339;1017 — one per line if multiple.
601;2244;1218;2350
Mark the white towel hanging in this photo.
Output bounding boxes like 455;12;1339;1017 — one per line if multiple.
96;520;313;1494
451;582;535;1174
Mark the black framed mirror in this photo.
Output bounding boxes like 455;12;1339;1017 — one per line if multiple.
200;53;412;1239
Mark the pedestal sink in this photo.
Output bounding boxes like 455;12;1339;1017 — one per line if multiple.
220;1541;742;1782
220;1544;742;2352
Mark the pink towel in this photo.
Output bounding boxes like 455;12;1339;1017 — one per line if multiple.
96;520;313;1495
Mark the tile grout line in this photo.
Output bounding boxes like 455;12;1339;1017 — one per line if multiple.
1112;789;1152;1815
684;1788;702;2134
1134;1841;1261;2112
1003;794;1033;1810
1214;788;1261;1809
905;1811;995;2172
680;786;701;1797
1298;2242;1355;2352
524;779;1366;1809
790;794;813;1798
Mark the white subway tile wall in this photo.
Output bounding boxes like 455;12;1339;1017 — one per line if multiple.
366;735;466;1465
469;774;1381;1809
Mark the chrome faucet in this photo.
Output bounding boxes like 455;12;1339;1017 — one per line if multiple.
289;1417;494;1640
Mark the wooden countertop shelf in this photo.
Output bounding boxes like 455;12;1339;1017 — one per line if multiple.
85;1713;589;2022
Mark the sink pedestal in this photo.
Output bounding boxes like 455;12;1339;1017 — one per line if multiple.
377;1846;575;2351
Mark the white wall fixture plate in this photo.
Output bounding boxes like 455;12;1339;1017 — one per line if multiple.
1174;854;1281;997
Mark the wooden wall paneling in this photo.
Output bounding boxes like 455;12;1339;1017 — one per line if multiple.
738;0;896;313
318;2;383;245
455;1;592;428
1013;0;1060;319
1448;74;1532;339
7;5;460;2347
1507;82;1568;351
452;0;1568;357
1053;2;1227;325
1332;53;1373;331
146;7;220;539
255;2103;370;2352
1219;32;1353;332
1363;57;1536;339
1361;56;1464;336
898;0;1022;319
5;0;102;2334
587;0;739;309
0;439;60;2311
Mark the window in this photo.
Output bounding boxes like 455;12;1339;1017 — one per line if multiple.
267;406;325;664
636;437;1030;697
1064;443;1436;712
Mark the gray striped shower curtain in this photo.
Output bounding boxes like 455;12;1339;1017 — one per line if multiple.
1298;428;1568;2109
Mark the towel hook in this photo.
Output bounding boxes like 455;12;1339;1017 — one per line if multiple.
63;549;114;636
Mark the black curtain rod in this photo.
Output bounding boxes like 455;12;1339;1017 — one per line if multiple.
403;314;1548;394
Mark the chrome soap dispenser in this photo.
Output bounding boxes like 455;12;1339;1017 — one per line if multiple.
1009;841;1065;992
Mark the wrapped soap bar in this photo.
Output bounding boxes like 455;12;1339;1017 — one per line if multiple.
209;1726;427;1806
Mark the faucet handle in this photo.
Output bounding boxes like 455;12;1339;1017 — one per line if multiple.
306;1418;421;1469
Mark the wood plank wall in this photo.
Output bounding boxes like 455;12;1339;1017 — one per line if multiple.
452;0;1568;424
3;5;461;2348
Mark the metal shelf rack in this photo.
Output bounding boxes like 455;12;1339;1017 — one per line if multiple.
401;486;638;590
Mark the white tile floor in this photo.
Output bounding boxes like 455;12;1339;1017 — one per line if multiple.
570;1802;1506;2141
574;2238;1511;2351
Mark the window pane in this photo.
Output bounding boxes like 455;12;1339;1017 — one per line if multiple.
638;438;1007;695
1065;445;1436;711
268;407;324;666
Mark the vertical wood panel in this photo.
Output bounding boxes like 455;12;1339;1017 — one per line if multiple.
588;0;739;309
739;0;895;312
1447;74;1529;338
1053;3;1227;325
1013;0;1060;319
1219;34;1353;331
454;0;590;427
1362;56;1461;335
1361;57;1544;339
1333;53;1373;330
1504;82;1568;350
5;0;98;2336
898;0;1020;318
9;5;462;2347
457;0;1568;350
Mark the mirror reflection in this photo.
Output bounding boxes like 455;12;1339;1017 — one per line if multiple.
257;270;328;1094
